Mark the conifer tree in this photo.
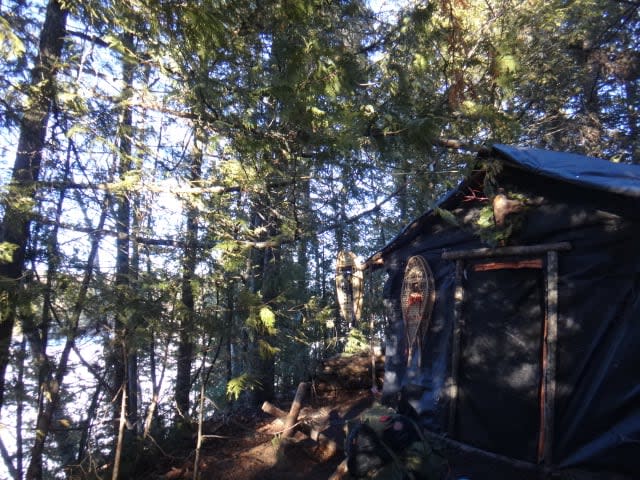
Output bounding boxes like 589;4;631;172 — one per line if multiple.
0;0;68;412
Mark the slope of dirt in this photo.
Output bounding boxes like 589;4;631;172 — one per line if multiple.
161;353;382;480
200;390;375;478
161;390;376;480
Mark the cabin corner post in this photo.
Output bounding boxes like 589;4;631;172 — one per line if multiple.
448;259;465;435
538;250;559;466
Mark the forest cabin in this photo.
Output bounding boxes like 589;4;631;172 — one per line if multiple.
366;144;640;477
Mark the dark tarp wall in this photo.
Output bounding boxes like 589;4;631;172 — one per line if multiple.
456;264;544;463
553;223;640;472
376;146;640;477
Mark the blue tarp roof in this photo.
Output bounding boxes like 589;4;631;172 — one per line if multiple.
493;144;640;198
367;145;640;265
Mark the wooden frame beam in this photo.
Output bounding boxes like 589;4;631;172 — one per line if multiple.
538;250;559;465
448;259;465;436
442;242;571;260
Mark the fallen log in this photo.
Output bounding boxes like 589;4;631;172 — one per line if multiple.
261;399;341;454
261;401;287;422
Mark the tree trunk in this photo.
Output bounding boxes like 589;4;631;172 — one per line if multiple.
143;333;170;438
0;0;67;412
112;382;128;480
225;285;235;384
26;204;107;480
244;212;279;407
193;378;205;480
111;31;139;456
15;336;27;480
22;145;69;480
77;378;103;464
175;128;204;418
143;332;159;438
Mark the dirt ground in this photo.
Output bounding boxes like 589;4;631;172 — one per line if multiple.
161;387;374;480
157;354;633;480
158;384;546;480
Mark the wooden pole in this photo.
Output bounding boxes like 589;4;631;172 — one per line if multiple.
281;382;309;438
538;250;558;466
448;259;464;435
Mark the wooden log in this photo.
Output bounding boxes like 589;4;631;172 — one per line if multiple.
441;242;571;260
282;382;309;438
448;259;464;435
262;400;341;453
422;430;545;474
538;250;558;466
261;401;287;422
328;459;349;480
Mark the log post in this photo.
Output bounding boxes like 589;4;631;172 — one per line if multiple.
448;259;464;435
538;250;558;466
282;382;309;438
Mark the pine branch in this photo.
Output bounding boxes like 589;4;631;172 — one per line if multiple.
317;185;404;235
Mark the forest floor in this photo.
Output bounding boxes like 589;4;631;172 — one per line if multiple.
159;353;380;480
165;389;373;480
154;353;624;480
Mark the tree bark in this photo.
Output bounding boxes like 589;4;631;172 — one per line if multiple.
111;30;138;448
112;382;128;480
22;145;69;480
0;0;68;412
175;128;204;418
26;204;107;480
245;231;278;407
143;330;170;438
76;378;104;464
15;336;26;480
625;79;640;163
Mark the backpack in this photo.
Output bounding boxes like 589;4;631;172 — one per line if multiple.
345;404;449;480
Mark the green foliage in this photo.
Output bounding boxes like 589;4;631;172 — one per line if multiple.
0;14;24;61
434;207;460;228
259;306;277;336
473;204;507;247
258;338;280;359
226;373;259;401
0;242;17;264
344;328;369;354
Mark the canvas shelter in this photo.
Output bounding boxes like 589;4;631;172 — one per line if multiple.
365;145;640;478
